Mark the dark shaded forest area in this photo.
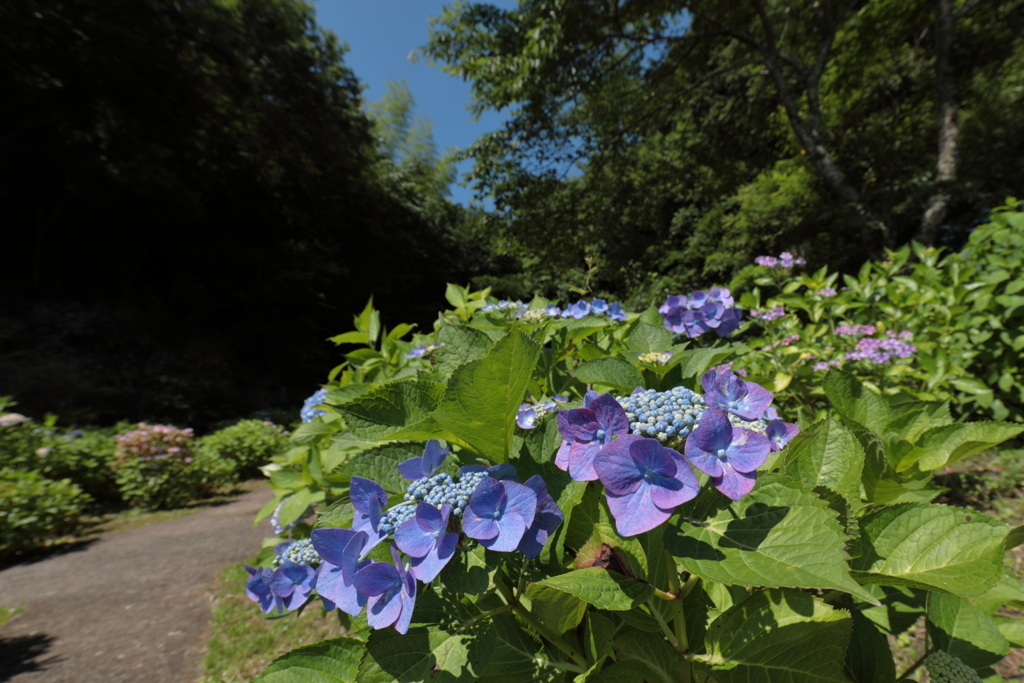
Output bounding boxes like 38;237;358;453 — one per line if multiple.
0;0;495;427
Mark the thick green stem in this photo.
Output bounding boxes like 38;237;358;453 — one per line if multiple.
665;553;692;683
494;574;589;669
653;588;678;601
647;599;678;648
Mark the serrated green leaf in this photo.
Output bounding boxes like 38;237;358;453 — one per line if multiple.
433;327;541;462
337;380;445;440
1005;525;1024;551
476;612;566;683
612;630;680;683
590;660;660;683
291;420;334;445
625;320;673;355
899;421;1024;471
850;504;1007;596
584;612;616;664
573;357;644;391
253;636;365;682
783;417;863;519
697;589;850;683
277;488;315;527
433;324;495;379
823;370;890;432
844;610;897;683
527;583;587;633
672;345;743;380
927;592;1009;668
438;543;499;596
527;567;653;611
664;475;877;603
328;442;428;496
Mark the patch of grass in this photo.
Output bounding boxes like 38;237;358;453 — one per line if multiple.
200;562;348;683
0;602;25;629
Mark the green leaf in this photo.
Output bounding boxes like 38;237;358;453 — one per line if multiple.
526;567;653;611
329;331;370;346
527;583;587;633
697;589;851;683
1005;525;1024;551
672;345;743;380
823;370;890;432
573;357;644;391
277;488;315;527
253;637;365;682
355;593;495;683
433;326;541;462
433;323;495;379
584;612;616;664
438;544;499;596
291;421;334;445
844;611;897;683
664;475;877;603
611;630;680;683
625;318;672;355
927;592;1010;669
337;380;445;440
850;504;1007;596
328;442;428;496
782;417;864;520
897;421;1024;471
476;612;566;683
589;660;661;683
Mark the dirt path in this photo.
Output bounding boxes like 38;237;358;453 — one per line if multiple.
0;486;274;683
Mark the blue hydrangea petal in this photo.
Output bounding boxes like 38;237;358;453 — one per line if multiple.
725;429;771;473
554;439;571;472
395;571;417;635
310;528;365;570
766;420;800;452
410;531;458;583
517;475;565;559
605;483;672;537
590;393;630;439
394;517;435;558
397;456;426;481
501;480;538;530
712;466;758;500
352;561;401;598
689;408;733;454
422;439;449;472
488;463;519;481
568;442;602;482
315;559;369;616
593;435;646;495
479;512;527;552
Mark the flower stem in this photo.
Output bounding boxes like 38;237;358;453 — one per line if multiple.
653;588;678;601
493;574;589;670
896;648;931;681
647;599;678;648
458;603;512;632
666;553;692;683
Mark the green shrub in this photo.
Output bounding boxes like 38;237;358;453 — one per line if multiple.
0;468;90;554
113;423;231;509
198;419;290;481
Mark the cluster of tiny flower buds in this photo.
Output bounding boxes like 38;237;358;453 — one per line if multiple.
845;331;916;365
755;251;806;268
637;351;673;365
616;387;707;445
113;424;195;467
481;299;528;313
273;539;322;568
397;469;488;519
405;342;446;359
924;652;984;683
750;306;786;321
301;389;328;423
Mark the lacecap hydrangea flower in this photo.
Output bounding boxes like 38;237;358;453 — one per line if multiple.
659;288;742;339
300;388;328;423
244;439;565;632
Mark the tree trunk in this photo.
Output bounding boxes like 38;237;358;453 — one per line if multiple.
916;0;960;246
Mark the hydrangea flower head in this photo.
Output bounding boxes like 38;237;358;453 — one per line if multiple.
684;408;771;500
556;393;630;480
268;560;317;611
244;564;282;614
594;435;699;536
352;547;417;634
398;439;450;481
516;404;538;429
462;477;537;552
590;298;609;314
395;503;459;582
702;369;774;421
766;420;800;452
311;528;371;616
755;255;779;267
562;300;591;319
607;302;627;321
660;289;741;339
301;389;329;423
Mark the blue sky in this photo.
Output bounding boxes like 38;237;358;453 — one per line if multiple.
313;1;519;206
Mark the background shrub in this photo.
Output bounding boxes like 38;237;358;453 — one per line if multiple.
198;420;290;481
0;468;90;554
113;424;230;510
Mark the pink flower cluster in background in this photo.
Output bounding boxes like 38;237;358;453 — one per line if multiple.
846;331;916;365
816;288;837;298
755;251;806;268
750;306;786;321
835;324;877;337
763;334;800;351
113;423;195;467
711;361;747;378
813;359;843;372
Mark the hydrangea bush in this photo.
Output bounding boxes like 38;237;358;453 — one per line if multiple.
243;285;1024;683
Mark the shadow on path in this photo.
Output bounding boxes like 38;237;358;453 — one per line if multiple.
0;633;59;681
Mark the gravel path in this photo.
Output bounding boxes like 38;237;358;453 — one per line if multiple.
0;486;274;683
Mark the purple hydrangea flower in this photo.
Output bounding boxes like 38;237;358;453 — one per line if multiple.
589;298;609;314
517;475;565;558
755;255;779;267
350;476;388;545
311;528;372;616
545;304;562;317
245;561;315;615
766;420;800;452
607;302;627;321
244;565;281;614
555;393;630;481
703;369;774;421
462;477;537;552
352;547;417;634
516;404;538;429
594;435;699;536
817;288;837;298
684;408;771;500
660;289;742;339
394;503;459;583
406;345;428;359
398;439;450;481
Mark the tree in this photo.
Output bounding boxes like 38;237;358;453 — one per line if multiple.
423;0;1024;302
